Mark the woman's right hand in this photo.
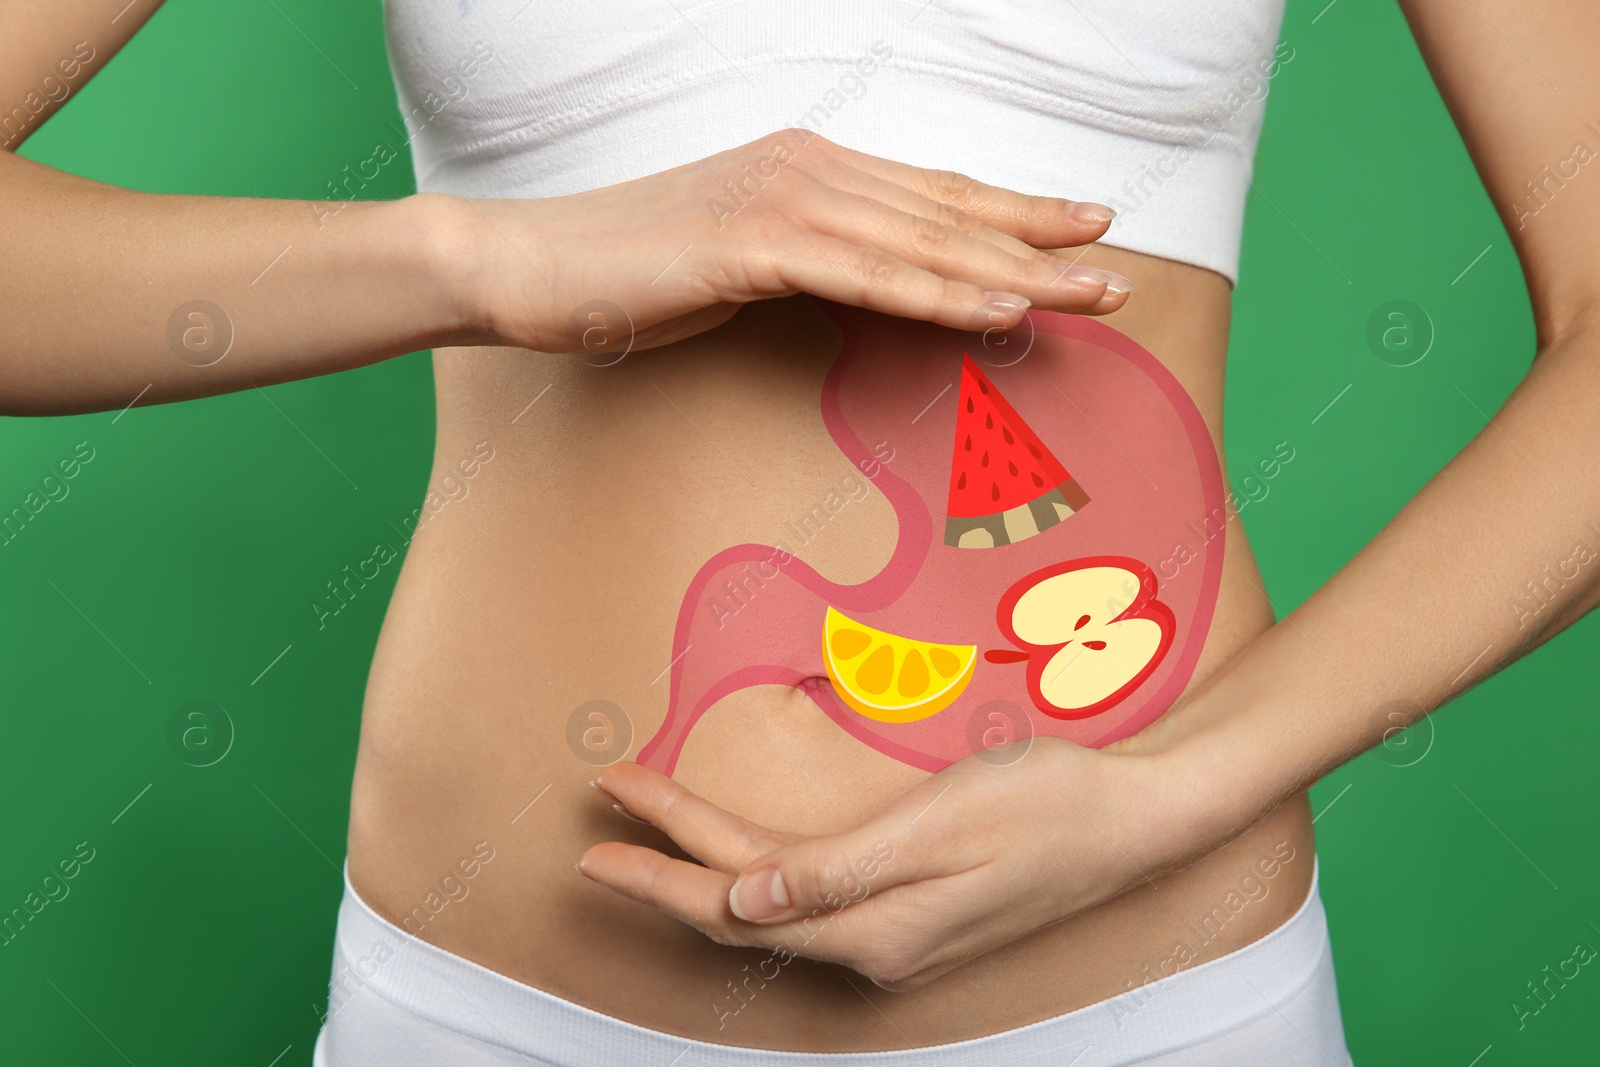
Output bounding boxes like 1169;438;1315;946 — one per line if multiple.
1;127;1127;415
456;128;1133;355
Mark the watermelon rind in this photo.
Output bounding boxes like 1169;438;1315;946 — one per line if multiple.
943;476;1089;549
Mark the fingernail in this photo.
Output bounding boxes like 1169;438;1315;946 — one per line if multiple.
1059;265;1112;289
978;291;1030;322
574;861;586;876
612;803;650;825
1101;270;1134;296
1068;201;1116;225
729;868;790;922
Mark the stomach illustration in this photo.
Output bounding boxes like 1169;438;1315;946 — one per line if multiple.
637;302;1226;775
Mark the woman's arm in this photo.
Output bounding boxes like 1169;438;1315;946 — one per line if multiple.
0;152;470;414
1;142;1137;416
1;5;1135;416
576;0;1600;989
1136;0;1600;836
1;0;161;150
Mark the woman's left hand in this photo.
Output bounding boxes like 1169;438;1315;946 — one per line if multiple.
578;737;1197;990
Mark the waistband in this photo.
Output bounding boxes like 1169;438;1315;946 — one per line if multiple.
322;854;1329;1066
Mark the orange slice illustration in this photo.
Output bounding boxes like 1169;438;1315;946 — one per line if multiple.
823;606;977;723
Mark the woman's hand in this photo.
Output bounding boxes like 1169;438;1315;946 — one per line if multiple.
456;128;1132;355
578;737;1197;991
0;124;1128;414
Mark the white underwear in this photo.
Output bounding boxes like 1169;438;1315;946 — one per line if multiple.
314;860;1351;1066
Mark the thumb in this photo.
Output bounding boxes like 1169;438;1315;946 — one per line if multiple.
726;824;943;925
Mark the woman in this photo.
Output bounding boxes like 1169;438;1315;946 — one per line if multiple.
5;1;1597;1064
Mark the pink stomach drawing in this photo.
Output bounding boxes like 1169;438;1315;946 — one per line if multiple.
637;302;1226;775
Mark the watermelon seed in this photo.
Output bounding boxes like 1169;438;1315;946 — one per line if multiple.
1027;443;1041;459
1002;426;1014;445
964;434;972;452
966;396;974;413
957;472;966;489
1031;472;1043;488
1008;460;1018;476
980;450;989;468
990;482;1000;501
978;378;989;395
985;412;994;430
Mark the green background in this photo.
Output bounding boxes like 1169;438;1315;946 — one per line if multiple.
2;1;1589;1064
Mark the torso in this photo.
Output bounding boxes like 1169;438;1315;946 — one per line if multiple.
346;244;1315;1051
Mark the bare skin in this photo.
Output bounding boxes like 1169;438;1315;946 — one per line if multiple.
570;0;1600;1001
346;245;1318;1049
6;0;1600;1055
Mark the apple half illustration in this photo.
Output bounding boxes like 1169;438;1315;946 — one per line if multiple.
985;556;1175;720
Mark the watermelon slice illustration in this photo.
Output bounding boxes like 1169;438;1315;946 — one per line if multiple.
945;353;1089;548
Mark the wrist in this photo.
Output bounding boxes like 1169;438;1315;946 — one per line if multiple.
402;190;499;347
1124;701;1292;876
1153;733;1259;859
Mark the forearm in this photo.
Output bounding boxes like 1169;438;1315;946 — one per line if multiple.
1;0;161;151
1154;0;1600;843
1146;328;1600;840
0;151;474;415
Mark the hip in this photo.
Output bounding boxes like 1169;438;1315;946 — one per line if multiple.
316;855;1346;1065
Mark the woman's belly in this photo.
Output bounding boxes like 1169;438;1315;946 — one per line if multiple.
346;247;1314;1051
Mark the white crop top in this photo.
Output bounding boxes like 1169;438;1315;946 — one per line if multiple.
382;0;1287;285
